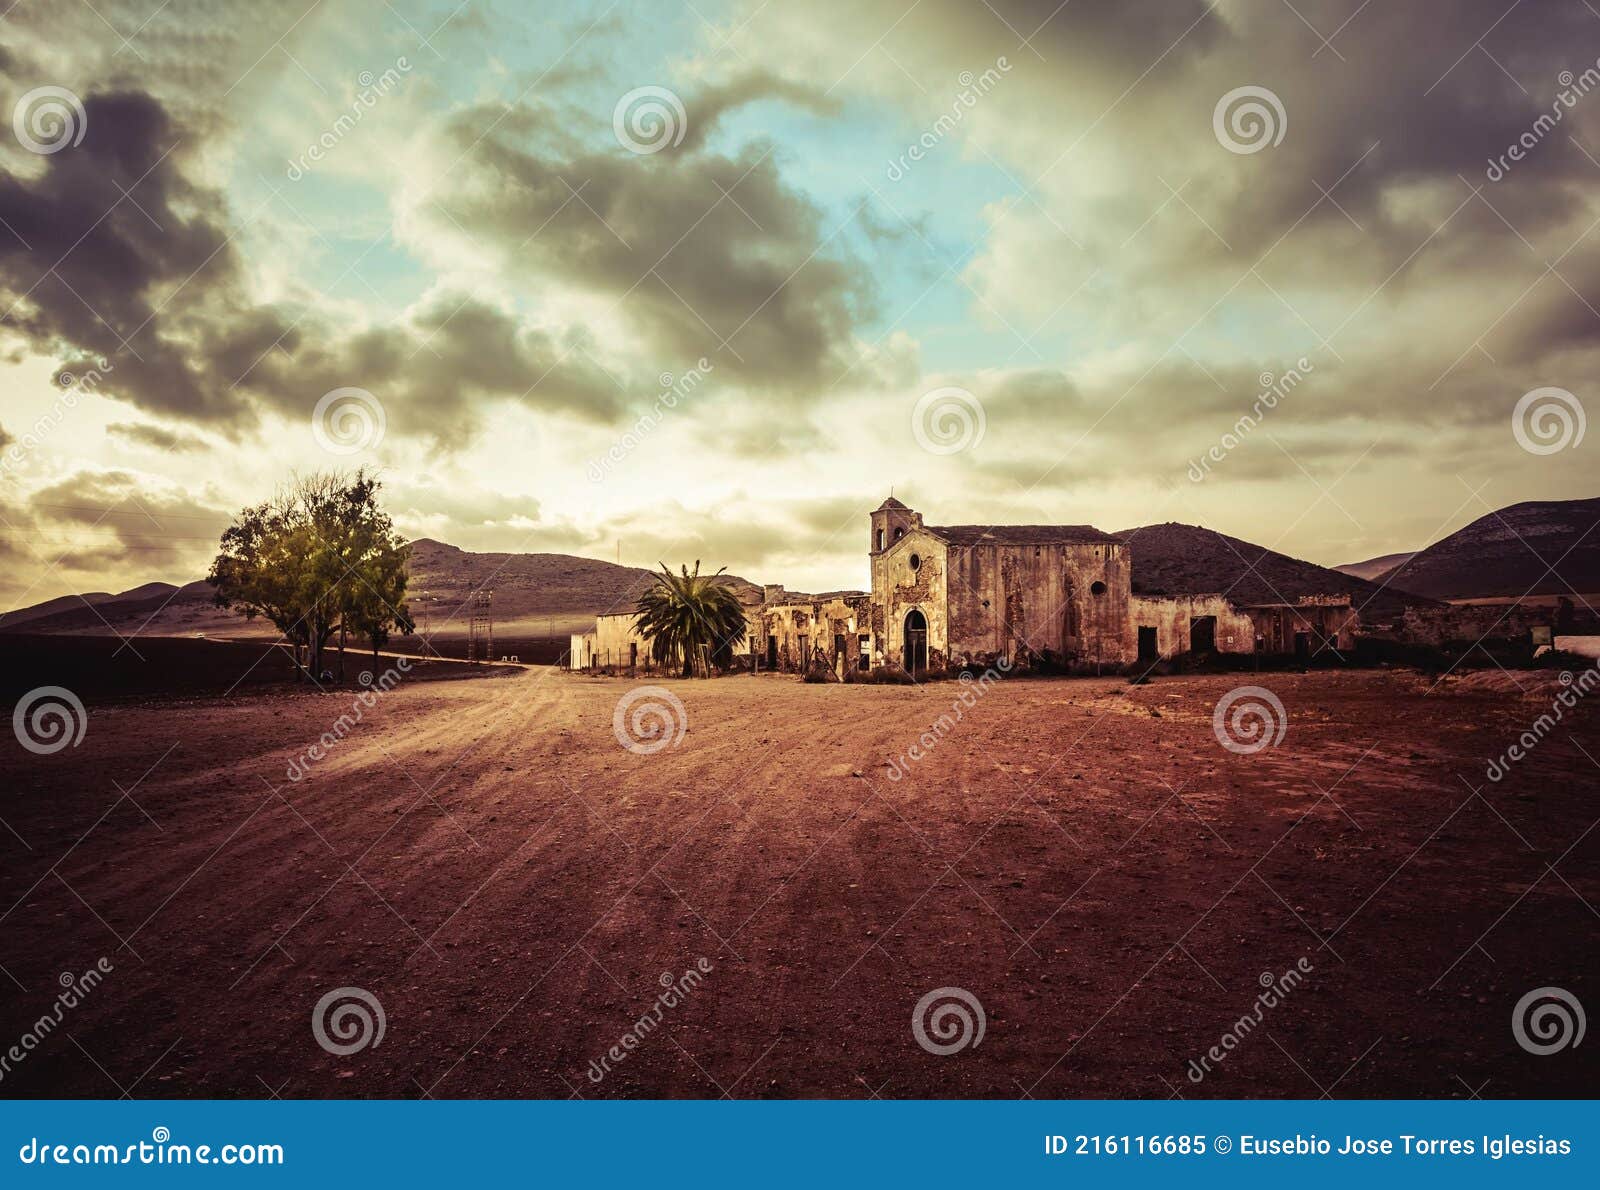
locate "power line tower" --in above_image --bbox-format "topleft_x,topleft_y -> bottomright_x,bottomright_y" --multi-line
467,589 -> 493,662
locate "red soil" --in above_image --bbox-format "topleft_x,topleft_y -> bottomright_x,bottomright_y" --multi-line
1,660 -> 1595,1099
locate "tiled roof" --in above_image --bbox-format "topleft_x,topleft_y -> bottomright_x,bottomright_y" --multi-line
927,524 -> 1121,547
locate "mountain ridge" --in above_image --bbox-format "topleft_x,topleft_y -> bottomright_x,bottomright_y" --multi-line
1113,522 -> 1433,622
1371,497 -> 1600,600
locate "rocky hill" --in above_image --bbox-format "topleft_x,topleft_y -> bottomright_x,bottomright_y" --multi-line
1370,498 -> 1600,601
1115,522 -> 1433,622
1333,551 -> 1416,582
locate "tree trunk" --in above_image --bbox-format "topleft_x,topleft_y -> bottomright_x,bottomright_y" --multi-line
339,621 -> 346,684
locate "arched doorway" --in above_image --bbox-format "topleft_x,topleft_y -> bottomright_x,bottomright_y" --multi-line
903,608 -> 928,673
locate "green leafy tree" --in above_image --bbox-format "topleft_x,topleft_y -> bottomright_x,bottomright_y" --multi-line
347,533 -> 414,668
208,470 -> 412,682
634,561 -> 748,677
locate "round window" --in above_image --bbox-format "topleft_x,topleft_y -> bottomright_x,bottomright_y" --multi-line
909,553 -> 921,571
1090,580 -> 1107,595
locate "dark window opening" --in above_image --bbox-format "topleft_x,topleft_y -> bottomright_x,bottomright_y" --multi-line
894,526 -> 905,541
909,553 -> 921,571
1137,625 -> 1159,662
1090,580 -> 1107,596
858,635 -> 870,670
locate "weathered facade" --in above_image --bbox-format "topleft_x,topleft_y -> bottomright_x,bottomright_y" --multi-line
1126,593 -> 1257,662
867,497 -> 1136,670
753,589 -> 876,676
571,496 -> 1359,674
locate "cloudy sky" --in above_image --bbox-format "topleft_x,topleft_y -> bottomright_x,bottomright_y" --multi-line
1,0 -> 1596,606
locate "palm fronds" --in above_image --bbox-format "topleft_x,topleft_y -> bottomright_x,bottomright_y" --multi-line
634,561 -> 748,676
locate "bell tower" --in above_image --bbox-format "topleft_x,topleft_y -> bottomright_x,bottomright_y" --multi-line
869,495 -> 920,556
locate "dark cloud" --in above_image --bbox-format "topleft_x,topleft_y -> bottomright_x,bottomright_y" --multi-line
107,421 -> 212,453
428,80 -> 878,396
235,293 -> 630,448
26,470 -> 232,572
0,88 -> 654,448
677,70 -> 844,151
0,91 -> 252,421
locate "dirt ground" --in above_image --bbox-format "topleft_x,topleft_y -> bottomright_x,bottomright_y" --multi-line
1,658 -> 1595,1099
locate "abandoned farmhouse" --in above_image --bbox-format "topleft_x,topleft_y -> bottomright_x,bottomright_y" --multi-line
569,497 -> 1359,676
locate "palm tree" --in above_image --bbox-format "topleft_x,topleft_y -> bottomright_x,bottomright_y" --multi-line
634,561 -> 748,677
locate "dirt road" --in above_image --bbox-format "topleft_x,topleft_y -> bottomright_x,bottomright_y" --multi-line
1,664 -> 1595,1098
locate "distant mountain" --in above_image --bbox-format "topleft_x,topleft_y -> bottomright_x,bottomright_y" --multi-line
1115,522 -> 1433,622
401,539 -> 760,631
0,584 -> 166,631
0,539 -> 759,639
1372,497 -> 1600,601
1334,551 -> 1416,582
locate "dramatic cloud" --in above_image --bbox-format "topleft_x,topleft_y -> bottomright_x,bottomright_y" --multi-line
411,83 -> 878,396
0,0 -> 1594,604
0,91 -> 250,420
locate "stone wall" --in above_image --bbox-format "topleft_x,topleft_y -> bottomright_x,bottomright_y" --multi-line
942,541 -> 1133,667
1128,593 -> 1256,659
